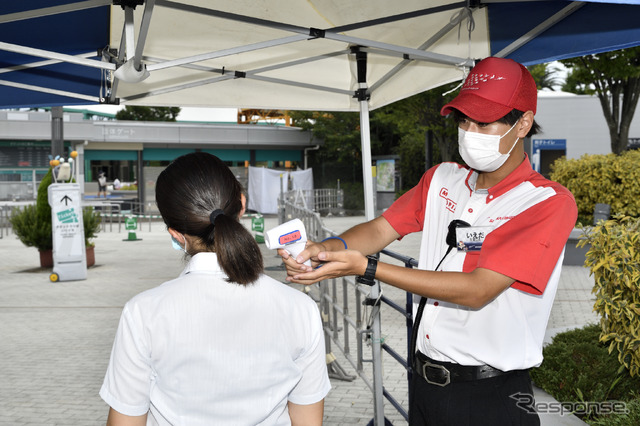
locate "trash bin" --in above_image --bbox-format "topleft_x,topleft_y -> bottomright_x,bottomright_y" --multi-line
251,214 -> 265,243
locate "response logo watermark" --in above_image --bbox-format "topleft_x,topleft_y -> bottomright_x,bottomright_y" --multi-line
510,392 -> 629,416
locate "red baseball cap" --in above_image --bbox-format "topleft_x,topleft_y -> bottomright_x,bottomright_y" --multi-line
440,57 -> 537,122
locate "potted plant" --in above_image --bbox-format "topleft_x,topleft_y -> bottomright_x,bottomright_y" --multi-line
9,168 -> 54,267
10,167 -> 100,268
9,203 -> 54,267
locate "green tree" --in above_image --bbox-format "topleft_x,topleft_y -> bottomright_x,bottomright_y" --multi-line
115,106 -> 181,121
290,111 -> 363,164
289,110 -> 400,191
561,47 -> 640,154
528,63 -> 562,91
290,82 -> 461,191
376,82 -> 460,167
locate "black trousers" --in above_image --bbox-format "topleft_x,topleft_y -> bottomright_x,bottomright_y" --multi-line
409,367 -> 541,426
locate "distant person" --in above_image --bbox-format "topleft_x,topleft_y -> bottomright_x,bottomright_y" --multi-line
97,172 -> 107,198
100,152 -> 330,425
113,178 -> 121,190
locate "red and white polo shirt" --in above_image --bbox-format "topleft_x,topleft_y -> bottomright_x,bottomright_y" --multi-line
382,157 -> 577,371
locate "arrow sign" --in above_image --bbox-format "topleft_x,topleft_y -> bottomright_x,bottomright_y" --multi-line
60,195 -> 72,206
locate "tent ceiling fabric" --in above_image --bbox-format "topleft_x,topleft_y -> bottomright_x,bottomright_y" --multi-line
110,0 -> 483,111
2,0 -> 640,110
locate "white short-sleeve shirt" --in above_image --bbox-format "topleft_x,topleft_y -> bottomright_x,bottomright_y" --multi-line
100,252 -> 330,425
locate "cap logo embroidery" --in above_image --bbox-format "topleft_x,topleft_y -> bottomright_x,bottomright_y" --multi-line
462,73 -> 506,90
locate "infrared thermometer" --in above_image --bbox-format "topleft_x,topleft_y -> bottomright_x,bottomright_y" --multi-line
265,219 -> 311,267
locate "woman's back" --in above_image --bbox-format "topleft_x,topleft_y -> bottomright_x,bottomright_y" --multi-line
102,253 -> 329,425
100,153 -> 329,425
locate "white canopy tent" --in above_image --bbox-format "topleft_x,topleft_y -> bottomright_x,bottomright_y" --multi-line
107,0 -> 484,221
4,1 -> 640,220
109,1 -> 479,111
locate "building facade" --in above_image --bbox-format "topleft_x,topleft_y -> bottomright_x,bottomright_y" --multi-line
0,109 -> 318,205
528,92 -> 640,177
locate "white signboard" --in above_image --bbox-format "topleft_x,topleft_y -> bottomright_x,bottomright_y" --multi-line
48,183 -> 86,281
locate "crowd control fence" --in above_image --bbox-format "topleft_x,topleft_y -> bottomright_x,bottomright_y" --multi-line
92,200 -> 163,233
278,188 -> 344,219
280,190 -> 416,425
0,199 -> 163,239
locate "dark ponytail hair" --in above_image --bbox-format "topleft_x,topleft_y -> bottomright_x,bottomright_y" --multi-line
155,152 -> 263,285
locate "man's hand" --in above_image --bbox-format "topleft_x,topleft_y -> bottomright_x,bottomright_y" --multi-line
278,240 -> 327,275
277,216 -> 400,285
283,249 -> 368,285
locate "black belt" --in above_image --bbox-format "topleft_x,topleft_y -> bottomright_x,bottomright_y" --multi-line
414,351 -> 510,387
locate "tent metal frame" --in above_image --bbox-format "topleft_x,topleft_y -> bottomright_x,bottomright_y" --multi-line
98,0 -> 485,224
0,1 -> 618,111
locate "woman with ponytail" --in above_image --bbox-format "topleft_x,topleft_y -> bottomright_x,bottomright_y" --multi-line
100,152 -> 330,426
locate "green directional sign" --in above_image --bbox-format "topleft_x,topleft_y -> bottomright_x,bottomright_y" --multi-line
57,208 -> 78,223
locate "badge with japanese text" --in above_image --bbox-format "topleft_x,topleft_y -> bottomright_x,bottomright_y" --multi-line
455,226 -> 492,251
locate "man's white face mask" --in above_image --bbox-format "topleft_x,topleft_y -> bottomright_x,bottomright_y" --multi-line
458,120 -> 520,172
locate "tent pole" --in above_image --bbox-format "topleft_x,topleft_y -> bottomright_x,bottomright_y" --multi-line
359,93 -> 375,221
355,48 -> 385,426
51,106 -> 64,159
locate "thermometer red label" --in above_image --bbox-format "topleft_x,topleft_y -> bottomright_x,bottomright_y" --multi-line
279,230 -> 302,245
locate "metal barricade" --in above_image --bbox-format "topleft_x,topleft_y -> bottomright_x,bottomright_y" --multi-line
89,201 -> 159,233
86,200 -> 123,233
280,193 -> 417,425
0,204 -> 6,239
2,199 -> 163,238
280,188 -> 344,217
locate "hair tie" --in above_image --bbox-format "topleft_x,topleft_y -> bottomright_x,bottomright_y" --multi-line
209,209 -> 224,225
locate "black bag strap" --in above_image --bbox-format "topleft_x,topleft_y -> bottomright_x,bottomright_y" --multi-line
409,219 -> 470,366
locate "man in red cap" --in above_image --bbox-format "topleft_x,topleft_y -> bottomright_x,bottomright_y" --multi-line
280,57 -> 577,424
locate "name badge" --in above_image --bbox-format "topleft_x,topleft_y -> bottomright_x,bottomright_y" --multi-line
455,226 -> 492,251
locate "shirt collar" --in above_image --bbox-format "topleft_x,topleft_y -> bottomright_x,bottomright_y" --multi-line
464,154 -> 534,203
180,252 -> 224,276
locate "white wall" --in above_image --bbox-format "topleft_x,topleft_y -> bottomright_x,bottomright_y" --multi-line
535,92 -> 640,159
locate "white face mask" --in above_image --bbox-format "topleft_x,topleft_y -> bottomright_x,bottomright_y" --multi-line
458,120 -> 520,172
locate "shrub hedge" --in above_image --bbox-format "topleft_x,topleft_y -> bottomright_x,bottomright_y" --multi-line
531,324 -> 640,423
579,216 -> 640,378
550,151 -> 640,223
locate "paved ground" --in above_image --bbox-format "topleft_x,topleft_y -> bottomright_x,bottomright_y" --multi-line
0,214 -> 598,425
